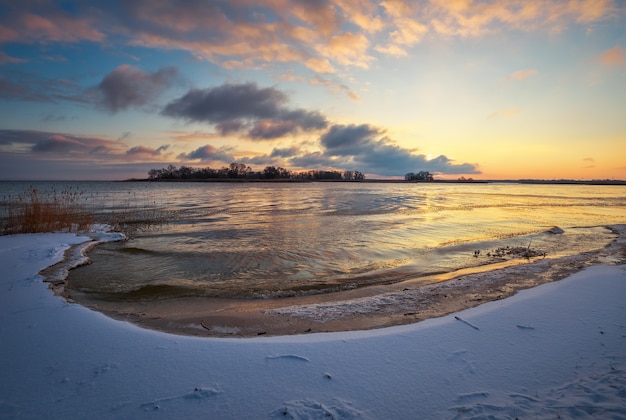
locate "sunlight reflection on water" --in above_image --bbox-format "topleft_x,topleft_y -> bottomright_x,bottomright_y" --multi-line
3,181 -> 624,299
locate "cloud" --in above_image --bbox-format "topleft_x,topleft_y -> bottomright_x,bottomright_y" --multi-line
304,57 -> 336,74
41,114 -> 77,122
0,129 -> 187,180
177,144 -> 235,163
1,1 -> 619,103
583,157 -> 596,168
377,1 -> 428,56
118,131 -> 133,142
310,75 -> 360,101
506,69 -> 538,81
321,124 -> 383,153
125,144 -> 170,157
0,72 -> 90,104
31,134 -> 93,153
96,65 -> 178,113
315,31 -> 374,69
2,1 -> 618,73
425,0 -> 617,37
172,122 -> 480,176
0,51 -> 26,65
289,123 -> 480,176
0,7 -> 104,44
0,129 -> 173,165
162,82 -> 328,139
0,64 -> 178,112
599,45 -> 626,67
0,130 -> 121,155
270,146 -> 301,158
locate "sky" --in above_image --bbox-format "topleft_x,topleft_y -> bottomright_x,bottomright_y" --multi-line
0,0 -> 625,181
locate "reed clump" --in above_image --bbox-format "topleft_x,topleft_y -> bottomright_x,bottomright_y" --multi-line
1,186 -> 94,235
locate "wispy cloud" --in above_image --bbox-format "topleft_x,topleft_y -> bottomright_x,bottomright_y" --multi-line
0,5 -> 104,44
310,75 -> 361,102
377,1 -> 428,56
506,69 -> 538,81
583,157 -> 596,168
1,1 -> 616,77
125,145 -> 170,158
599,45 -> 626,67
0,51 -> 26,65
0,129 -> 170,163
426,0 -> 617,37
0,72 -> 86,103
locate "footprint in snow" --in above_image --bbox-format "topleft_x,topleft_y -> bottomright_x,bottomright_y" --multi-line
265,354 -> 310,362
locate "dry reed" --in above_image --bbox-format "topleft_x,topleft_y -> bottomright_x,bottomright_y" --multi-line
1,186 -> 94,235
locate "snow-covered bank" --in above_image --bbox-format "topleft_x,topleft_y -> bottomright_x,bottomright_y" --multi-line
1,233 -> 625,419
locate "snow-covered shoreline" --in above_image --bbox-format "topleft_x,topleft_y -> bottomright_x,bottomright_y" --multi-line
1,232 -> 625,419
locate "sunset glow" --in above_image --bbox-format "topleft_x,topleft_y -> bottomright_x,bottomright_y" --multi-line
0,0 -> 624,180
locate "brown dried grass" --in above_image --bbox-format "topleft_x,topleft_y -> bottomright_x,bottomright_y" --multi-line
2,186 -> 94,235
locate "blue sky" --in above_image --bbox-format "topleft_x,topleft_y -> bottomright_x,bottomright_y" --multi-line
1,0 -> 625,180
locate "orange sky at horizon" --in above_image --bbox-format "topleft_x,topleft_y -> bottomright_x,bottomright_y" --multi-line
0,1 -> 625,181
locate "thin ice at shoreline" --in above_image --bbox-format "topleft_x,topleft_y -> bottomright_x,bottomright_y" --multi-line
266,224 -> 626,324
45,224 -> 626,338
40,224 -> 126,292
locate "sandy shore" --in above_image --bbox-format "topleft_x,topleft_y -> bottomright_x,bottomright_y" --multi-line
51,225 -> 626,338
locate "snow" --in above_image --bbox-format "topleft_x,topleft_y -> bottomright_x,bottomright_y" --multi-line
1,232 -> 625,419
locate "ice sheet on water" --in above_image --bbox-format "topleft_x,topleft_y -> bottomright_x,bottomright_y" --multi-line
42,224 -> 126,286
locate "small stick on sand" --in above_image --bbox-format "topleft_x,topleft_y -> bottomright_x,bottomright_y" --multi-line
454,316 -> 480,330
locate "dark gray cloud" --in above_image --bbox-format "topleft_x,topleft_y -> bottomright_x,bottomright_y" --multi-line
162,82 -> 328,139
292,124 -> 480,176
97,65 -> 178,112
0,129 -> 43,145
321,124 -> 382,152
177,144 -> 235,163
163,82 -> 285,122
0,129 -> 171,163
31,134 -> 91,153
1,65 -> 177,113
0,130 -> 120,155
125,144 -> 170,157
270,146 -> 301,158
289,151 -> 340,169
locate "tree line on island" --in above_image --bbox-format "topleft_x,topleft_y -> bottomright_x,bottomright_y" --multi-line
148,163 -> 365,181
147,163 -> 439,182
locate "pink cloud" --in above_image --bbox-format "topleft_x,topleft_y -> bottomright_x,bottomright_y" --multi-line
0,1 -> 620,78
20,12 -> 104,43
507,69 -> 538,81
0,51 -> 26,65
599,45 -> 626,67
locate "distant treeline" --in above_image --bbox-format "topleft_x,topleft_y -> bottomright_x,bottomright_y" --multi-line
147,163 -> 365,181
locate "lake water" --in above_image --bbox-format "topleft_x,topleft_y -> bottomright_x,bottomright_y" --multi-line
2,181 -> 625,301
